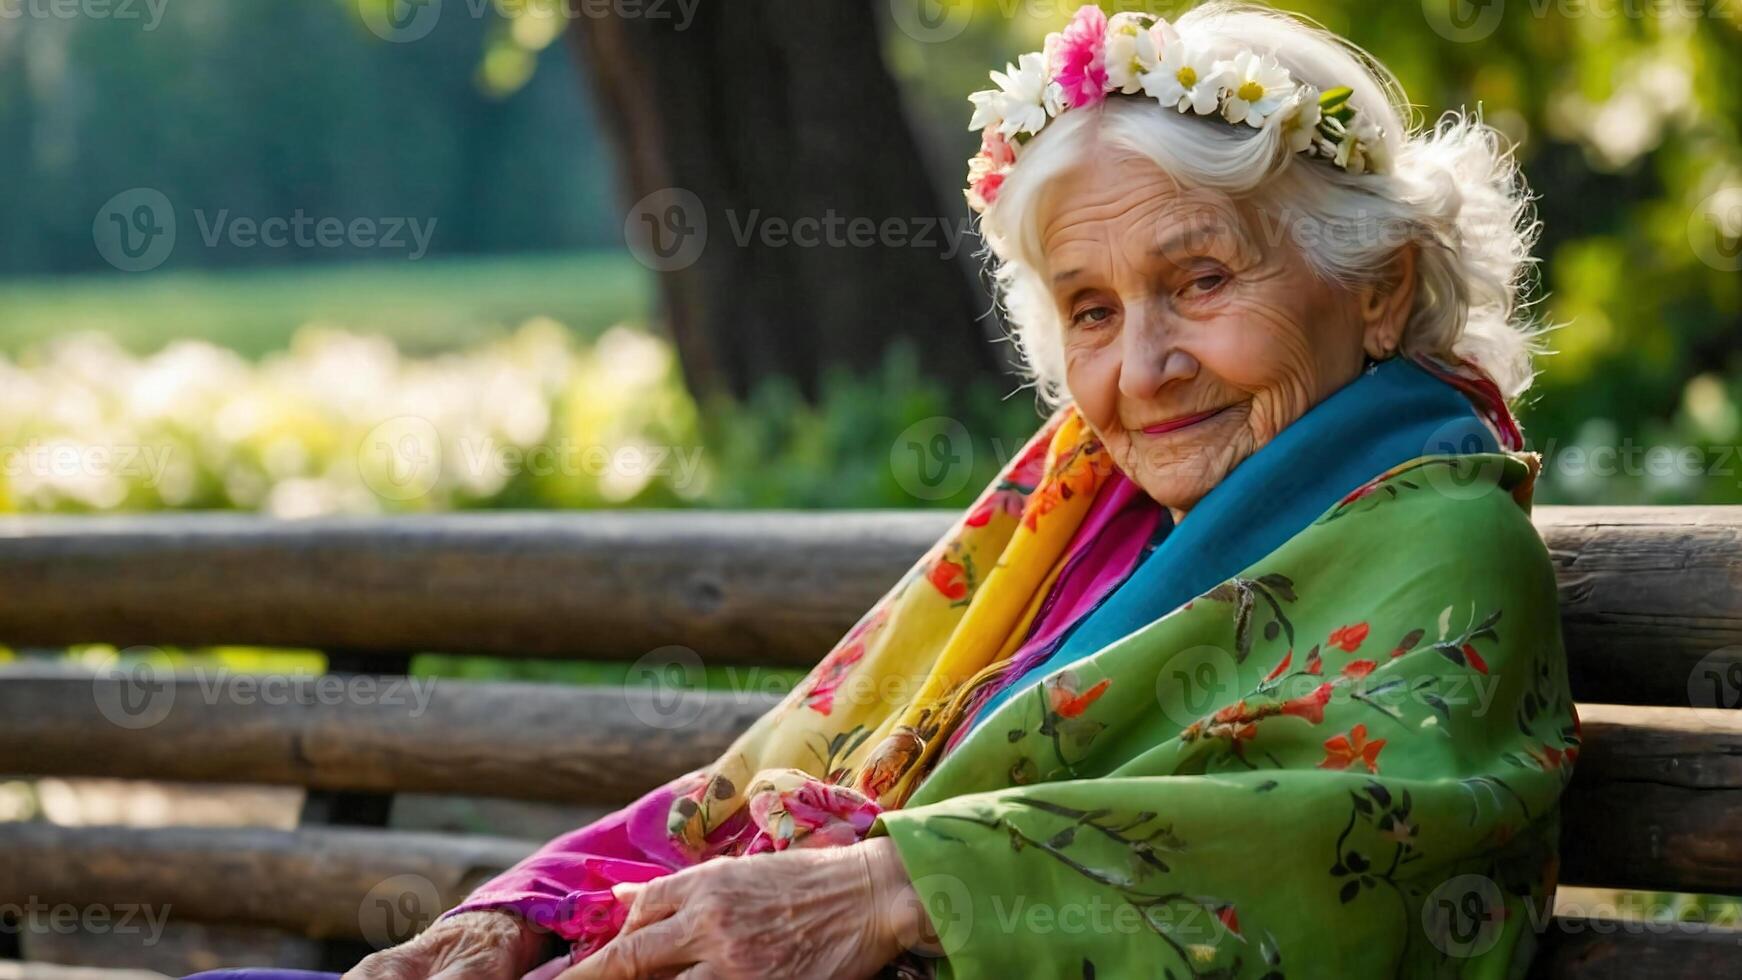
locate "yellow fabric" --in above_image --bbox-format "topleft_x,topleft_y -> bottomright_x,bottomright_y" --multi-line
667,407 -> 1114,851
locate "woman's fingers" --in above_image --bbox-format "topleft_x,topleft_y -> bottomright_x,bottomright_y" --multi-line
554,915 -> 697,980
616,876 -> 684,935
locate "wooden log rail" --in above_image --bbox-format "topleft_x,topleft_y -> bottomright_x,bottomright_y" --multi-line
0,508 -> 1739,976
0,508 -> 1737,706
2,673 -> 1738,897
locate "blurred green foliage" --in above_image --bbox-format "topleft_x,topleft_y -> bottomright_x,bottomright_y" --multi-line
0,312 -> 1034,515
4,0 -> 1739,505
0,251 -> 647,357
0,0 -> 617,274
885,0 -> 1742,506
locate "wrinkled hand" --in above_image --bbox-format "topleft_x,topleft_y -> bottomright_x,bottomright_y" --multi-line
343,910 -> 550,980
555,838 -> 934,980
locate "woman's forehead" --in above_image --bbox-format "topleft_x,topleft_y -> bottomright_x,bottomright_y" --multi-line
1038,169 -> 1255,263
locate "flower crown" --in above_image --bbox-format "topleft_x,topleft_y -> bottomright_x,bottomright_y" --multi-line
965,5 -> 1392,213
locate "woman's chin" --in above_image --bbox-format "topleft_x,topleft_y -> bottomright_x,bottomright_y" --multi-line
1129,474 -> 1212,517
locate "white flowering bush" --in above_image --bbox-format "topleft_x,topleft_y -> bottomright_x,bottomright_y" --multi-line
0,320 -> 708,515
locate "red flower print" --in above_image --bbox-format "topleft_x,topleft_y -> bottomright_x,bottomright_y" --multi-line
1212,699 -> 1249,725
1462,642 -> 1489,675
1341,659 -> 1377,680
928,558 -> 968,601
1046,674 -> 1111,719
1528,743 -> 1572,771
1263,651 -> 1292,682
966,488 -> 1026,528
1328,622 -> 1370,653
1320,724 -> 1386,773
1023,438 -> 1106,530
1281,682 -> 1332,724
1304,647 -> 1323,675
803,642 -> 867,716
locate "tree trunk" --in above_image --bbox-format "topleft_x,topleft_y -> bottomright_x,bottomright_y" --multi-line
568,0 -> 1003,402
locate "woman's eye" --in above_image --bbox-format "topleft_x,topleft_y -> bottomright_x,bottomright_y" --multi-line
1182,273 -> 1227,296
1071,306 -> 1114,327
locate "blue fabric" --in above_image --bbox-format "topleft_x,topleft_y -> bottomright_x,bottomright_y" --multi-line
970,357 -> 1497,724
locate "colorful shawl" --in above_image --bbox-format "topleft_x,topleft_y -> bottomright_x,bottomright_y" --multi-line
455,358 -> 1578,979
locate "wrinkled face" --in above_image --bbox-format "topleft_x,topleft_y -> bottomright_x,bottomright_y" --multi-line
1038,151 -> 1401,519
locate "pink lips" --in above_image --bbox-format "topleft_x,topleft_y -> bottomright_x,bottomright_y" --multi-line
1140,406 -> 1227,436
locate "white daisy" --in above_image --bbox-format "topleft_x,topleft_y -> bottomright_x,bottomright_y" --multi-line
1105,13 -> 1168,95
1334,116 -> 1389,175
1356,117 -> 1392,173
967,90 -> 1002,133
971,52 -> 1050,139
1140,39 -> 1226,116
1218,50 -> 1295,128
1277,84 -> 1322,154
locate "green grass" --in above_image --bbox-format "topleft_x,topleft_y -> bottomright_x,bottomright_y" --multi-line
0,250 -> 650,357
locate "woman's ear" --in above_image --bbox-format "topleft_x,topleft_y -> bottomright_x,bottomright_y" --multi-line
1360,244 -> 1418,360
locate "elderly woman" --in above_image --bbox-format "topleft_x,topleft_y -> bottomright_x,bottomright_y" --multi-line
193,3 -> 1576,978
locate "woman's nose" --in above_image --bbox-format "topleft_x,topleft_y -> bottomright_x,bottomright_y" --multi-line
1118,315 -> 1197,400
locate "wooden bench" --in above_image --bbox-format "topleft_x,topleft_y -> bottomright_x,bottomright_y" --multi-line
0,508 -> 1738,977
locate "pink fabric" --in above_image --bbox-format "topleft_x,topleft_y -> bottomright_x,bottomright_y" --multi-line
444,774 -> 699,973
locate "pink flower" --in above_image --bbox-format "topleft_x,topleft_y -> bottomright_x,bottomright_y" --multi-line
748,778 -> 882,851
786,781 -> 881,839
980,129 -> 1016,168
1047,5 -> 1109,109
965,167 -> 1006,212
